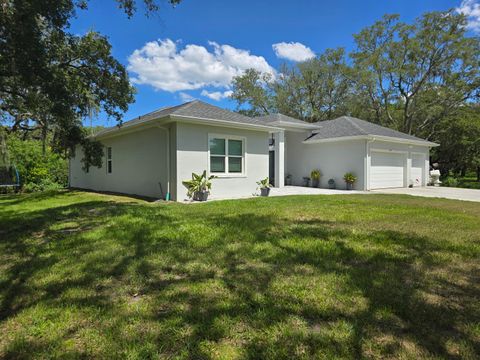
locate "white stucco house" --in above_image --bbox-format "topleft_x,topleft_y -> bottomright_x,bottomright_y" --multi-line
69,100 -> 438,201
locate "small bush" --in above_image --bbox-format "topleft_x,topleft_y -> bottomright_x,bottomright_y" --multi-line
442,176 -> 459,187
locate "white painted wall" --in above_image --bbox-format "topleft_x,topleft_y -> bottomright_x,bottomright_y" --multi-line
175,122 -> 269,200
285,131 -> 366,190
70,127 -> 168,198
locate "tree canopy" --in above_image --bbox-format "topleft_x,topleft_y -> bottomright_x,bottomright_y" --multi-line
0,0 -> 181,168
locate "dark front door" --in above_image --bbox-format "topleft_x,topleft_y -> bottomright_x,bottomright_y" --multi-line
269,150 -> 275,186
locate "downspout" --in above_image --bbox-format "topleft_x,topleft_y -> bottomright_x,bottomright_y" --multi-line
156,125 -> 171,201
365,137 -> 375,190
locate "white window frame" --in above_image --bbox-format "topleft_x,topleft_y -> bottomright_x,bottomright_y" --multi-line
106,146 -> 112,174
207,134 -> 247,178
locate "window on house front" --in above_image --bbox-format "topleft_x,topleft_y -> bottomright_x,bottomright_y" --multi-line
209,136 -> 244,175
107,147 -> 112,174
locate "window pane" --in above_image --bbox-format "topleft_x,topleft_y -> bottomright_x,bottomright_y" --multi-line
228,139 -> 242,156
228,157 -> 242,173
209,138 -> 225,155
107,161 -> 112,174
210,156 -> 225,172
107,147 -> 112,159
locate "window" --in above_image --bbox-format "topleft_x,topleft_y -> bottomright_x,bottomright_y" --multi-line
107,147 -> 112,174
209,136 -> 245,175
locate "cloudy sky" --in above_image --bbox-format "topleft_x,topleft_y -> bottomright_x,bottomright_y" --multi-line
70,0 -> 480,126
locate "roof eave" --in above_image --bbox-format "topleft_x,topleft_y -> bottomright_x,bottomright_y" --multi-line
304,134 -> 439,147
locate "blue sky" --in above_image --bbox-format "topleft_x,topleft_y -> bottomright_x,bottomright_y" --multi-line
70,0 -> 479,127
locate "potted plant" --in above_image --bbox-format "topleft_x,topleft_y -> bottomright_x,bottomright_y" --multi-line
343,172 -> 357,190
182,170 -> 216,201
328,178 -> 335,189
302,176 -> 310,187
285,173 -> 292,186
310,169 -> 321,187
257,177 -> 272,196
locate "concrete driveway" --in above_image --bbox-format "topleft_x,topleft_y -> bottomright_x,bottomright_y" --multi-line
373,187 -> 480,203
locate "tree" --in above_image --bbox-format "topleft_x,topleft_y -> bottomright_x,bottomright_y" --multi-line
230,48 -> 351,122
350,11 -> 480,138
230,69 -> 275,117
433,105 -> 480,181
0,0 -> 182,168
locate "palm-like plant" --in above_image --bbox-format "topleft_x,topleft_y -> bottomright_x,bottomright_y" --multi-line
182,170 -> 216,199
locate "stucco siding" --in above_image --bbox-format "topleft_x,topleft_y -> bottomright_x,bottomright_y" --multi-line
175,122 -> 269,200
70,127 -> 168,198
285,131 -> 366,190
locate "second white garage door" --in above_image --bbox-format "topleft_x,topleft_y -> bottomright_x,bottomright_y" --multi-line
370,151 -> 405,189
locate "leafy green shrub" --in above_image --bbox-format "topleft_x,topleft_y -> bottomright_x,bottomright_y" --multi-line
5,133 -> 68,191
442,176 -> 459,187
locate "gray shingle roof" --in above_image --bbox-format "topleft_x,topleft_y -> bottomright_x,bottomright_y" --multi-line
306,116 -> 436,144
94,100 -> 275,137
256,113 -> 320,129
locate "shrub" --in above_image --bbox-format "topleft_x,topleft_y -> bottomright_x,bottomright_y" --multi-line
442,176 -> 459,187
5,133 -> 68,191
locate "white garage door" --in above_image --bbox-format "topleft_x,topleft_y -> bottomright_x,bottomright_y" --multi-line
370,151 -> 405,189
410,154 -> 424,187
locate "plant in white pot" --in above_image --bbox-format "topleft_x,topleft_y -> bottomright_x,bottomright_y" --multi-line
182,170 -> 216,201
343,172 -> 357,190
257,177 -> 272,196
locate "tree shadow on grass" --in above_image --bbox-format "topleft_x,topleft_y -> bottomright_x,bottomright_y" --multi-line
0,199 -> 479,358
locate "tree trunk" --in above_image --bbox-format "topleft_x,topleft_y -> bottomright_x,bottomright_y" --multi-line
477,166 -> 480,182
41,123 -> 47,156
461,167 -> 466,177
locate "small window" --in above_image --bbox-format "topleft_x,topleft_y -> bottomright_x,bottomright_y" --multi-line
209,136 -> 244,175
107,147 -> 112,174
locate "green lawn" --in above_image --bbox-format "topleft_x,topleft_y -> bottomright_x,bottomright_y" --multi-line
0,191 -> 479,359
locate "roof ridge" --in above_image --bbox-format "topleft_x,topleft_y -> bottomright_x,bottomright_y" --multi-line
171,100 -> 200,115
344,116 -> 368,135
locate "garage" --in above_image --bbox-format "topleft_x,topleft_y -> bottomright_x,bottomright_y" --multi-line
370,151 -> 406,189
410,153 -> 425,186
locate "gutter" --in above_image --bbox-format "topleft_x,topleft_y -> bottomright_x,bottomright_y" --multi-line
303,134 -> 438,147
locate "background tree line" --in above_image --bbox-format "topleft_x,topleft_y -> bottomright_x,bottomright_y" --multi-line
231,11 -> 480,181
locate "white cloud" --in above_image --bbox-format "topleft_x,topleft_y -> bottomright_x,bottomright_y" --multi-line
128,39 -> 275,92
200,89 -> 233,101
457,0 -> 480,32
179,92 -> 196,102
272,42 -> 315,62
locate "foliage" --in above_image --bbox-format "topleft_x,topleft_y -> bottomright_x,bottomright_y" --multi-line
0,191 -> 479,358
0,0 -> 182,169
79,137 -> 104,172
442,176 -> 459,188
343,172 -> 357,184
433,105 -> 480,180
230,69 -> 275,116
256,177 -> 271,189
310,169 -> 322,180
182,170 -> 216,198
5,133 -> 67,190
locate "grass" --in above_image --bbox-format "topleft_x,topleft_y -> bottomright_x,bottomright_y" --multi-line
0,190 -> 479,359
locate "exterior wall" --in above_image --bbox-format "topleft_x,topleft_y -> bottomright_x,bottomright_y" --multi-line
175,122 -> 269,200
285,131 -> 367,190
367,140 -> 430,188
70,127 -> 168,198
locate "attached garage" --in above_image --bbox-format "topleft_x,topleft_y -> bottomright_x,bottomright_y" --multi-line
370,151 -> 406,189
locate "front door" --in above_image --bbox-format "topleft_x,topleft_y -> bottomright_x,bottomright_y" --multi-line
269,150 -> 275,186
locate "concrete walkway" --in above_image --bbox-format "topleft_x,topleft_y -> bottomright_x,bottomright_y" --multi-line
269,186 -> 367,197
374,187 -> 480,203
